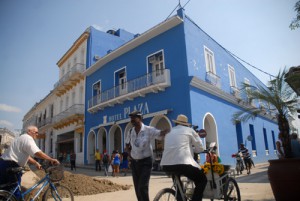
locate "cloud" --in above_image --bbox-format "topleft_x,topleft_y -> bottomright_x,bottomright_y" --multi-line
0,104 -> 21,113
0,120 -> 14,128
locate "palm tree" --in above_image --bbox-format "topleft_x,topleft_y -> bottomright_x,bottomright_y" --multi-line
232,69 -> 298,158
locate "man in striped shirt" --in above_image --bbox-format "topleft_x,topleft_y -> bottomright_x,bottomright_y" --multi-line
239,143 -> 252,174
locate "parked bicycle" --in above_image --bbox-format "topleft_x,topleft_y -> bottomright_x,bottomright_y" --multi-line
154,143 -> 241,201
0,163 -> 74,201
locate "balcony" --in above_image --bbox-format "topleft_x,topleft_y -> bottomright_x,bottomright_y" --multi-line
230,86 -> 241,99
205,71 -> 221,89
53,104 -> 84,129
54,63 -> 85,96
37,117 -> 53,128
88,69 -> 171,112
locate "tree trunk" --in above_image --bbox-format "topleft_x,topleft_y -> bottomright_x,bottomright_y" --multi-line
277,114 -> 291,158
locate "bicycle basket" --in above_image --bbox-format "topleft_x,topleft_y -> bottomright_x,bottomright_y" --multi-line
47,165 -> 64,182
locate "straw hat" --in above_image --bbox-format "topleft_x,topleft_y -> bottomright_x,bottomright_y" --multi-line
172,114 -> 191,126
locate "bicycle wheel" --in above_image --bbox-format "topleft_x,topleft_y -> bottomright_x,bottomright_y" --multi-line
224,177 -> 241,201
42,184 -> 74,201
0,190 -> 18,201
153,188 -> 176,201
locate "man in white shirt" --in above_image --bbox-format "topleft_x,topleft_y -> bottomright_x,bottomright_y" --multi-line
125,110 -> 169,201
0,125 -> 59,197
160,114 -> 207,201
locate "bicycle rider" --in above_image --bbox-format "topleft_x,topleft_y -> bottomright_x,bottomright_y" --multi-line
160,114 -> 207,201
0,125 -> 60,197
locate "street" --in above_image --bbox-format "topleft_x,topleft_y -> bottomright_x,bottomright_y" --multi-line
66,163 -> 275,201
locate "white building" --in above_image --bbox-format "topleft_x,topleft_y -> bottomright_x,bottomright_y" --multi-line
0,128 -> 15,154
22,29 -> 88,164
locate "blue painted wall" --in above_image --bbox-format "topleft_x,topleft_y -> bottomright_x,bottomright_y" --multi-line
84,9 -> 279,166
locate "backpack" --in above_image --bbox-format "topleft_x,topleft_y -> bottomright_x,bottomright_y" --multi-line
103,154 -> 108,163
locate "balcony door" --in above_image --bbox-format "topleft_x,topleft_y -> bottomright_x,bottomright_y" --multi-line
115,68 -> 127,96
148,51 -> 165,84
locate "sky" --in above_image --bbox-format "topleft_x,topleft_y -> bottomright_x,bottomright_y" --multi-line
0,0 -> 299,132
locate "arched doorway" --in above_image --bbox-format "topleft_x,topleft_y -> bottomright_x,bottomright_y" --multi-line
87,131 -> 96,164
97,127 -> 107,154
109,125 -> 122,154
203,113 -> 219,155
149,115 -> 172,160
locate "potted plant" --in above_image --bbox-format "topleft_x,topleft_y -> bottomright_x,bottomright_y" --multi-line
232,69 -> 300,200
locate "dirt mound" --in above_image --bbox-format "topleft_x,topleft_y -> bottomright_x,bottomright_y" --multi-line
33,169 -> 131,196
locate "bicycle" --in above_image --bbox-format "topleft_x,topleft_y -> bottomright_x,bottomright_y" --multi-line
154,145 -> 241,201
0,163 -> 74,201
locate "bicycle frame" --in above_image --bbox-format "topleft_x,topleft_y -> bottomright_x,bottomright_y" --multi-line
5,173 -> 53,201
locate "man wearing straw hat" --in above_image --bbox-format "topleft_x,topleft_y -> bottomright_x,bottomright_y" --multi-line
160,114 -> 207,201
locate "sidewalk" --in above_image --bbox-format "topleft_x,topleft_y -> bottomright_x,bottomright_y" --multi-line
67,163 -> 275,201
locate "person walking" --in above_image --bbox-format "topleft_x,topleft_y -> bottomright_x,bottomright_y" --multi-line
239,143 -> 252,174
160,114 -> 207,201
125,110 -> 169,201
102,151 -> 110,176
94,149 -> 102,171
121,148 -> 129,176
112,150 -> 121,177
0,125 -> 59,198
276,132 -> 285,159
70,151 -> 76,171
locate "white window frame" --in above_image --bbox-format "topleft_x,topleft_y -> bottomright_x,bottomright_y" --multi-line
92,80 -> 101,96
228,65 -> 237,88
114,67 -> 127,95
146,49 -> 165,74
204,46 -> 216,74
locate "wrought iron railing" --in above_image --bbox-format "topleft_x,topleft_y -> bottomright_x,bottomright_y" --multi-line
54,63 -> 85,88
88,69 -> 170,109
53,104 -> 84,123
205,71 -> 221,88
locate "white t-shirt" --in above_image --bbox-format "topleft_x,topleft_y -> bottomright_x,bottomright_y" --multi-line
160,125 -> 204,169
1,133 -> 41,167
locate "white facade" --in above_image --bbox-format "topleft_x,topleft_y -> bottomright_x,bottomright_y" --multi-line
0,128 -> 15,154
23,31 -> 89,165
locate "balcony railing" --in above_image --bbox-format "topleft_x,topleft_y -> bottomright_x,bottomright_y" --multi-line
205,71 -> 221,89
88,69 -> 171,112
37,117 -> 53,128
230,86 -> 241,99
54,63 -> 85,88
53,104 -> 84,124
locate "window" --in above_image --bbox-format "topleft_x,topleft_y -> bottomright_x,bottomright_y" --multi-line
93,81 -> 101,97
249,124 -> 257,157
114,68 -> 127,95
263,128 -> 269,155
60,100 -> 63,112
228,65 -> 237,87
65,96 -> 69,109
204,46 -> 216,74
148,51 -> 165,84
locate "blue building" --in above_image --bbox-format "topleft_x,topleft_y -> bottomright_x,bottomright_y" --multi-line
83,8 -> 278,166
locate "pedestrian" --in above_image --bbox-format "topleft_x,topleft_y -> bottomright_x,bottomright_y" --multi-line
94,149 -> 101,171
291,133 -> 300,158
125,110 -> 169,201
160,114 -> 207,201
70,151 -> 76,171
276,132 -> 285,159
121,148 -> 129,176
0,125 -> 59,198
112,150 -> 121,177
102,150 -> 110,176
239,143 -> 252,174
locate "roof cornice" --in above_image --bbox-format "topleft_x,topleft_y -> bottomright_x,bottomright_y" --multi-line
57,31 -> 90,67
84,15 -> 183,76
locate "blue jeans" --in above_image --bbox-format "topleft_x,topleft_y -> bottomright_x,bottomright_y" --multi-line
0,159 -> 22,198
